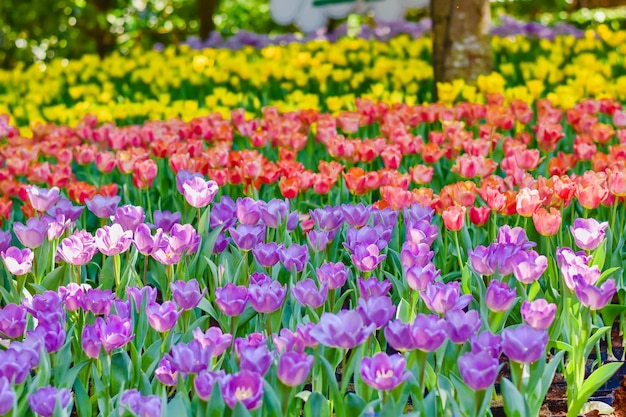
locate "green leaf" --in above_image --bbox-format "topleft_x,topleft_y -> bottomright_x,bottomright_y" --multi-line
345,393 -> 367,417
318,355 -> 344,417
168,393 -> 191,416
590,239 -> 606,270
304,392 -> 329,417
208,383 -> 226,417
570,362 -> 623,414
232,401 -> 254,417
584,326 -> 610,358
501,378 -> 531,417
396,298 -> 412,323
41,264 -> 67,290
262,382 -> 283,417
73,378 -> 92,417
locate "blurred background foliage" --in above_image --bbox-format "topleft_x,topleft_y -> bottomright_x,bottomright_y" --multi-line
1,0 -> 626,68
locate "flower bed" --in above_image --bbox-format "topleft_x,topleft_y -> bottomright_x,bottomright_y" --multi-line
0,94 -> 625,416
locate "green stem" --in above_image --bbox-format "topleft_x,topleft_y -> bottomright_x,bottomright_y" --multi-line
453,230 -> 464,271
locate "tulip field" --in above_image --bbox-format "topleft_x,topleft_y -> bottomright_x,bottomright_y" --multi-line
3,16 -> 626,417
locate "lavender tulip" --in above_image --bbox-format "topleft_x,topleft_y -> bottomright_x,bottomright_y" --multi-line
252,242 -> 282,267
310,310 -> 376,349
195,370 -> 225,400
82,323 -> 102,359
120,389 -> 162,417
341,203 -> 370,228
236,197 -> 263,225
152,210 -> 181,233
127,286 -> 157,312
502,324 -> 548,364
94,223 -> 133,256
411,314 -> 448,352
295,322 -> 318,348
485,280 -> 517,312
570,217 -> 608,251
344,225 -> 388,253
277,351 -> 314,387
85,195 -> 121,219
458,350 -> 500,390
310,206 -> 344,231
193,327 -> 232,356
29,321 -> 66,353
211,196 -> 237,230
13,218 -> 48,248
0,303 -> 27,339
229,224 -> 265,251
420,281 -> 472,314
317,262 -> 349,289
371,207 -> 398,229
216,284 -> 249,316
235,333 -> 266,354
351,243 -> 387,272
0,230 -> 11,253
43,214 -> 72,241
47,198 -> 83,221
155,357 -> 179,386
147,301 -> 181,332
273,328 -> 305,354
406,219 -> 439,246
0,342 -> 40,384
133,224 -> 165,256
279,244 -> 309,272
292,279 -> 328,309
307,229 -> 330,252
575,278 -> 616,310
248,279 -> 286,314
27,185 -> 61,212
470,331 -> 503,358
521,299 -> 557,330
0,377 -> 16,415
176,170 -> 202,195
2,246 -> 34,275
384,320 -> 417,352
360,352 -> 411,391
445,309 -> 482,344
357,296 -> 396,329
259,199 -> 290,228
468,245 -> 496,275
220,370 -> 264,410
405,263 -> 439,291
22,291 -> 64,325
56,230 -> 98,266
213,232 -> 231,254
58,283 -> 90,312
498,225 -> 536,249
239,344 -> 274,376
97,315 -> 134,353
357,276 -> 392,300
171,279 -> 206,310
182,176 -> 219,208
28,386 -> 71,417
167,339 -> 213,374
512,250 -> 548,284
169,223 -> 200,255
83,288 -> 114,315
113,205 -> 145,232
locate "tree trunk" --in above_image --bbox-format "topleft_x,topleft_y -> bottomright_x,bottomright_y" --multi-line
430,0 -> 492,100
198,0 -> 220,41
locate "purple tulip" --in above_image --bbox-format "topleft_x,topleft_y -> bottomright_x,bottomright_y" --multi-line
213,232 -> 231,254
357,296 -> 396,329
171,279 -> 206,310
167,339 -> 213,374
58,283 -> 90,312
27,185 -> 61,212
210,196 -> 237,230
193,327 -> 232,356
502,324 -> 548,364
113,205 -> 145,232
182,176 -> 219,208
259,199 -> 290,228
94,223 -> 133,256
445,309 -> 482,344
85,195 -> 121,219
420,281 -> 472,314
239,343 -> 274,376
497,225 -> 536,250
13,217 -> 48,248
47,199 -> 83,222
155,357 -> 179,386
401,241 -> 435,268
169,223 -> 200,255
273,328 -> 305,354
216,284 -> 249,316
341,203 -> 370,228
279,244 -> 309,272
512,250 -> 548,284
0,341 -> 40,384
236,197 -> 263,225
458,350 -> 500,390
570,217 -> 608,251
120,389 -> 162,417
411,314 -> 448,352
82,323 -> 102,359
317,262 -> 349,289
220,370 -> 264,410
0,377 -> 16,415
229,224 -> 265,251
405,219 -> 439,246
43,214 -> 72,241
371,207 -> 398,229
83,288 -> 114,315
295,322 -> 318,348
147,301 -> 181,332
575,278 -> 616,310
310,206 -> 345,231
195,370 -> 225,400
28,321 -> 66,353
22,290 -> 64,325
292,279 -> 328,309
248,279 -> 286,314
384,320 -> 417,352
277,351 -> 314,387
310,310 -> 376,349
235,333 -> 266,354
0,230 -> 11,253
357,276 -> 392,300
350,243 -> 386,272
152,210 -> 181,233
360,352 -> 411,391
307,230 -> 330,252
404,203 -> 434,224
114,299 -> 130,319
97,315 -> 134,353
0,303 -> 27,339
56,230 -> 98,266
344,225 -> 389,253
28,386 -> 71,417
127,286 -> 157,312
521,299 -> 557,330
485,280 -> 517,312
405,263 -> 439,291
133,224 -> 165,256
176,170 -> 203,195
252,242 -> 282,267
468,245 -> 496,275
1,246 -> 34,275
470,331 -> 503,358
